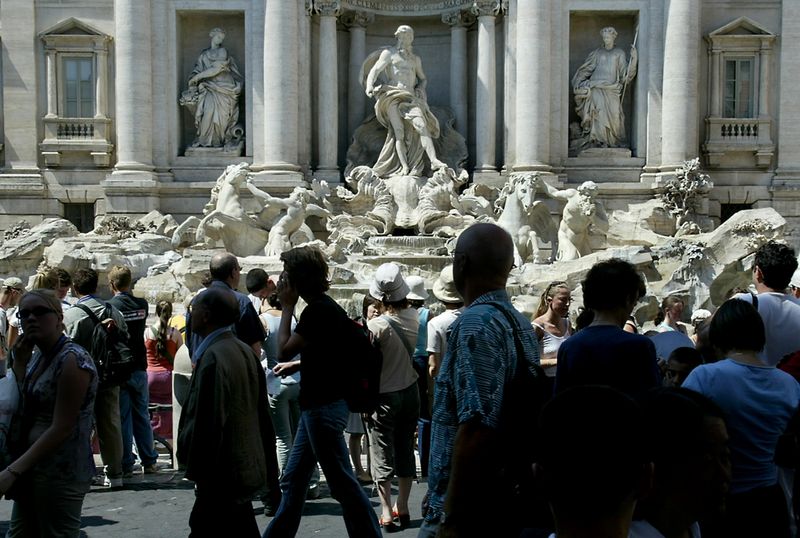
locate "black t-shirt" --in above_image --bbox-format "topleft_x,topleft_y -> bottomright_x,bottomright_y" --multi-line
294,295 -> 351,410
108,292 -> 149,371
554,325 -> 660,396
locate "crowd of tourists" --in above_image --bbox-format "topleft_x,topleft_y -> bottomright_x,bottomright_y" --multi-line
0,224 -> 799,538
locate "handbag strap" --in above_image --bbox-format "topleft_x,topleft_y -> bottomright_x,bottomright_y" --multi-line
381,315 -> 415,360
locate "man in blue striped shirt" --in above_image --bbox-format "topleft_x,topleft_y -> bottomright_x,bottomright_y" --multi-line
421,223 -> 540,537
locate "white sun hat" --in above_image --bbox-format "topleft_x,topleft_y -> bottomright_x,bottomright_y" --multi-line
369,263 -> 410,303
433,265 -> 462,304
405,275 -> 429,301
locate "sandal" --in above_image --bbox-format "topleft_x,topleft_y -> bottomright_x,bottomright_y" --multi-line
392,509 -> 411,529
379,516 -> 399,533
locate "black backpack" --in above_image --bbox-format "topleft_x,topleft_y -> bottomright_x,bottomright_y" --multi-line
486,302 -> 550,531
345,319 -> 383,414
75,303 -> 135,387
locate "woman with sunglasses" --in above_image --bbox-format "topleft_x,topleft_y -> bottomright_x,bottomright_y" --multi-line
0,289 -> 97,536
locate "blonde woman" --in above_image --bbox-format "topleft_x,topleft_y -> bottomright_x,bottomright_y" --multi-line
1,290 -> 97,536
532,281 -> 573,381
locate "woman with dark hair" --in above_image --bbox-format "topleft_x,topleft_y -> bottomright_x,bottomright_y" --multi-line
145,300 -> 182,440
264,246 -> 380,538
1,289 -> 97,536
683,299 -> 800,538
654,296 -> 687,334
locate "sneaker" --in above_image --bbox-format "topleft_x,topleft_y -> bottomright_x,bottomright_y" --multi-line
143,463 -> 161,474
306,484 -> 320,500
104,476 -> 123,488
263,500 -> 278,517
122,469 -> 134,479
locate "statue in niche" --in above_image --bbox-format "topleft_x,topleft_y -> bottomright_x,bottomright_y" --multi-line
571,26 -> 637,154
363,25 -> 448,178
180,28 -> 244,153
541,180 -> 609,262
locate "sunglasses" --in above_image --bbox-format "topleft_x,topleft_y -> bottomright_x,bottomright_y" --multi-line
16,306 -> 57,320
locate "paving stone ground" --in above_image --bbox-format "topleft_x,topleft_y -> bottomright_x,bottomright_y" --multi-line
0,453 -> 428,537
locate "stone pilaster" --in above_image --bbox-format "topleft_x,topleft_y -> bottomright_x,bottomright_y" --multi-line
94,39 -> 110,119
45,49 -> 58,119
313,0 -> 341,182
514,0 -> 551,172
442,9 -> 474,142
342,10 -> 374,141
472,0 -> 501,178
259,0 -> 303,184
660,0 -> 701,171
1,0 -> 41,180
775,0 -> 800,181
111,0 -> 155,180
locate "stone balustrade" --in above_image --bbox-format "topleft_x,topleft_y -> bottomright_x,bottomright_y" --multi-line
703,117 -> 774,168
40,116 -> 113,167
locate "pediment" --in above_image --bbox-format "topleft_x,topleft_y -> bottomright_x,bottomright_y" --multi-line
709,17 -> 775,38
39,17 -> 107,38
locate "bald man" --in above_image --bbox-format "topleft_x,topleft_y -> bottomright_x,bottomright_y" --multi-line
186,252 -> 265,363
178,287 -> 280,537
421,223 -> 541,538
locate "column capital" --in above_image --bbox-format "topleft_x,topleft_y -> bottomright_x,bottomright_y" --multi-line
471,0 -> 501,17
442,9 -> 475,28
311,0 -> 340,17
340,10 -> 373,29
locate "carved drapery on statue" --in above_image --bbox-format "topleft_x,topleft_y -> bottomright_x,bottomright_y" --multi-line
179,28 -> 244,153
570,26 -> 637,155
371,85 -> 441,178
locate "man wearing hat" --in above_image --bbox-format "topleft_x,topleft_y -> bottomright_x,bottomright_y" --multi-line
405,275 -> 433,477
426,266 -> 463,379
0,277 -> 24,376
790,267 -> 800,300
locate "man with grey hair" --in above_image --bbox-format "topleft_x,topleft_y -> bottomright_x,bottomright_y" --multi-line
364,24 -> 447,177
186,252 -> 264,363
541,179 -> 609,261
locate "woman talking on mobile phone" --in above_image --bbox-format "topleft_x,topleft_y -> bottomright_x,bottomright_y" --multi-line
263,245 -> 381,538
1,289 -> 97,537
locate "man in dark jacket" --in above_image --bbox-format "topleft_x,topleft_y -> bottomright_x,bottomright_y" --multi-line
178,287 -> 280,536
108,264 -> 160,477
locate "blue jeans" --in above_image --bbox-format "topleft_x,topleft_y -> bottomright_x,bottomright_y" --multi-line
263,399 -> 381,538
119,370 -> 158,470
417,520 -> 440,538
269,383 -> 319,488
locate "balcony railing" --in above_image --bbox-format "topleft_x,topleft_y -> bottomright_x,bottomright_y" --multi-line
40,116 -> 113,167
703,116 -> 774,168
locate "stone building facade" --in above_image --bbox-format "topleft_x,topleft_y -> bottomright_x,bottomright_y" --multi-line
1,0 -> 798,244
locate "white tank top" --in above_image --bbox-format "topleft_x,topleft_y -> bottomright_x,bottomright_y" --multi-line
533,319 -> 572,377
